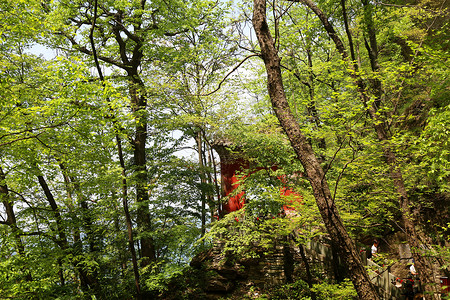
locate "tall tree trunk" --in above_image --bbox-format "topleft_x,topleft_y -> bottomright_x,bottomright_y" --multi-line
340,0 -> 357,67
252,1 -> 380,298
60,0 -> 157,266
372,125 -> 438,299
292,233 -> 317,300
116,135 -> 142,298
209,145 -> 222,217
304,42 -> 326,155
88,3 -> 142,293
129,74 -> 156,265
360,1 -> 438,296
0,166 -> 31,281
196,130 -> 207,237
206,145 -> 216,222
36,173 -> 69,250
299,244 -> 317,300
36,173 -> 69,286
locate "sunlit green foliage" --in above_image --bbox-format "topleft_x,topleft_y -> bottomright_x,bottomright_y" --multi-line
0,0 -> 448,298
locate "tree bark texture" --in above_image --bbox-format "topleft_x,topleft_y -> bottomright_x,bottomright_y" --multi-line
252,1 -> 380,299
129,74 -> 156,265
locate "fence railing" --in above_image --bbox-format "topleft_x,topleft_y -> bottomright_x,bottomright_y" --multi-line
305,240 -> 406,300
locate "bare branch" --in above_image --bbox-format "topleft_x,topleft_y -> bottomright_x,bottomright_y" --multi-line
201,54 -> 259,96
287,0 -> 348,58
59,32 -> 128,69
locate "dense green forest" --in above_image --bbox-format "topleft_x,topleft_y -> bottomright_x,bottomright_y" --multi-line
0,0 -> 448,299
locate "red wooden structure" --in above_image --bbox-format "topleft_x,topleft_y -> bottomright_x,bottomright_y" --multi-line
213,142 -> 302,217
213,142 -> 248,215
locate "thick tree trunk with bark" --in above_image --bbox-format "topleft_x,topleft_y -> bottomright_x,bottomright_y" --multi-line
131,78 -> 156,265
252,1 -> 380,299
59,0 -> 157,266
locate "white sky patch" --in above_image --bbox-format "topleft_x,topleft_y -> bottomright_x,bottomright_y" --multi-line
27,43 -> 58,59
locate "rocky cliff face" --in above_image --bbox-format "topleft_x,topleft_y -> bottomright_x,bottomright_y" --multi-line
187,238 -> 298,299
